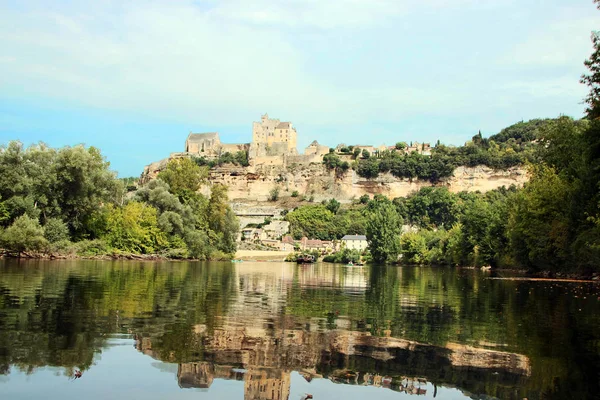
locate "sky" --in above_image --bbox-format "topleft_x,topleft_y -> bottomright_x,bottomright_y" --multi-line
0,0 -> 598,177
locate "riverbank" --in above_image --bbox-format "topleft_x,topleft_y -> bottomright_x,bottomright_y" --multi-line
0,249 -> 232,262
234,250 -> 290,261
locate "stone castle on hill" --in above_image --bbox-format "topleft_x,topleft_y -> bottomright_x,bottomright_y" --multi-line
183,113 -> 300,160
141,113 -> 437,182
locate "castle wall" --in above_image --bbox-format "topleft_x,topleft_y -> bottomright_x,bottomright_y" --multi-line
220,143 -> 249,154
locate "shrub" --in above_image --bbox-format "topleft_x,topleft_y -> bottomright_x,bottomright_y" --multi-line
44,218 -> 70,243
269,187 -> 280,201
75,239 -> 111,256
1,214 -> 47,255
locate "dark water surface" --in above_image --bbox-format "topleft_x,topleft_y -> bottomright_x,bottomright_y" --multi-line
0,260 -> 599,400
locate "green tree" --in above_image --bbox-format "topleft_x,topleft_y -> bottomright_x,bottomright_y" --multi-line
1,214 -> 47,255
325,198 -> 341,215
103,202 -> 167,254
285,205 -> 335,240
365,199 -> 403,263
581,31 -> 600,120
43,218 -> 70,243
158,158 -> 208,200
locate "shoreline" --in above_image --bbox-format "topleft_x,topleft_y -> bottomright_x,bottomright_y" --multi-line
1,251 -> 598,282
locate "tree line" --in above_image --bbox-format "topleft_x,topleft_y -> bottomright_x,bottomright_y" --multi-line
0,147 -> 238,259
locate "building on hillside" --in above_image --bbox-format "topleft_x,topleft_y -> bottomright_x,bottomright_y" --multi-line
249,113 -> 298,158
341,235 -> 368,251
300,237 -> 335,252
354,145 -> 376,157
185,132 -> 249,159
405,141 -> 432,156
305,140 -> 330,157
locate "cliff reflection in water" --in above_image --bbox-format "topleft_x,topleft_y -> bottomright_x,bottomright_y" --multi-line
0,259 -> 599,400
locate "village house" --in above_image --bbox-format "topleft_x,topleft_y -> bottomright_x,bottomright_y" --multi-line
299,237 -> 336,252
341,235 -> 368,251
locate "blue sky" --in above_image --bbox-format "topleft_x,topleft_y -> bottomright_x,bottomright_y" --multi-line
0,0 -> 598,177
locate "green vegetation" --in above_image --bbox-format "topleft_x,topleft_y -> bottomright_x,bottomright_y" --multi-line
322,152 -> 350,176
365,196 -> 403,263
0,144 -> 238,259
352,121 -> 544,182
322,248 -> 361,263
269,186 -> 280,201
193,150 -> 249,168
284,202 -> 368,240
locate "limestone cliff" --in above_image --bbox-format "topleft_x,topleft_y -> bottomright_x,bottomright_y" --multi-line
197,163 -> 528,202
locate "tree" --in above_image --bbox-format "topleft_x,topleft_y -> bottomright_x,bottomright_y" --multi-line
285,205 -> 335,240
104,202 -> 167,254
158,158 -> 208,200
51,145 -> 123,238
1,214 -> 47,255
43,218 -> 70,243
365,199 -> 403,263
395,142 -> 407,150
581,31 -> 600,120
325,198 -> 341,215
362,149 -> 370,159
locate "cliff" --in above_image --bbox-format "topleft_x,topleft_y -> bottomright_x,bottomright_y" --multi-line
198,163 -> 528,202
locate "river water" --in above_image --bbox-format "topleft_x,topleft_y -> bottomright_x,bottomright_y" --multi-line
0,260 -> 598,400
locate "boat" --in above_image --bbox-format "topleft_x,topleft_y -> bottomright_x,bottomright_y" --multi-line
297,254 -> 316,263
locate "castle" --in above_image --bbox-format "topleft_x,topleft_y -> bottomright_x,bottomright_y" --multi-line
183,113 -> 300,162
141,113 -> 436,184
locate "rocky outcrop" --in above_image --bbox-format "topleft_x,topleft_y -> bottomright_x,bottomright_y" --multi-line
202,163 -> 528,201
140,158 -> 528,201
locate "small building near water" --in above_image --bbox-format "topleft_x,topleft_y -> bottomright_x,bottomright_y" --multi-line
341,235 -> 368,251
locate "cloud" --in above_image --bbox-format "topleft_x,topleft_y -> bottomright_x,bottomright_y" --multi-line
0,0 -> 593,136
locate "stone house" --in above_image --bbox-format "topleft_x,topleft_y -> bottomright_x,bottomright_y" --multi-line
185,132 -> 249,159
300,237 -> 335,252
305,140 -> 330,157
341,235 -> 368,251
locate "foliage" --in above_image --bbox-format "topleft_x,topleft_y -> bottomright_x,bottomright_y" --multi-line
269,186 -> 280,201
193,151 -> 250,168
323,153 -> 350,176
104,202 -> 167,254
325,198 -> 341,214
291,190 -> 299,197
353,119 -> 554,182
0,214 -> 47,255
158,158 -> 208,200
322,248 -> 361,263
43,218 -> 70,243
365,197 -> 402,263
581,31 -> 600,119
0,142 -> 238,259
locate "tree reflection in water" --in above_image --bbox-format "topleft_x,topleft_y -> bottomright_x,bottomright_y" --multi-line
0,259 -> 598,399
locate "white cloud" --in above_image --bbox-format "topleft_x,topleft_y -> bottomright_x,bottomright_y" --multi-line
0,0 -> 593,134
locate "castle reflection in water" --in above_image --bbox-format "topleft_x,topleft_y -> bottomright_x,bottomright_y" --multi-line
134,263 -> 531,400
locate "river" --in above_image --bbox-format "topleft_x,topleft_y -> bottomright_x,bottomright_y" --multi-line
0,259 -> 598,399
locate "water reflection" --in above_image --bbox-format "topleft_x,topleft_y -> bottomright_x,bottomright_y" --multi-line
0,259 -> 599,399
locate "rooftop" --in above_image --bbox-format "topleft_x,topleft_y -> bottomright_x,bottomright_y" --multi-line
187,132 -> 219,141
341,235 -> 367,240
